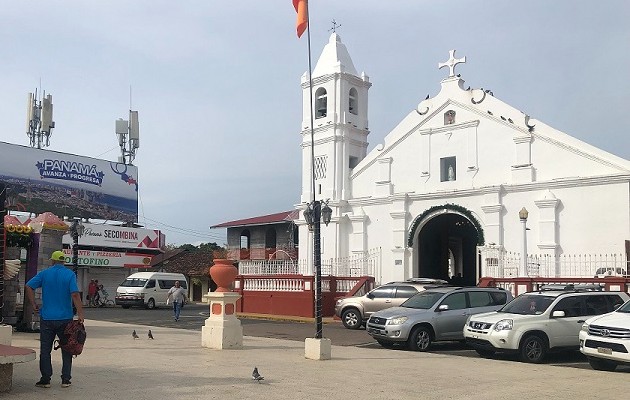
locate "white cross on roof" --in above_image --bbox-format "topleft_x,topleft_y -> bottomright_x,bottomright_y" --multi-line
438,50 -> 466,78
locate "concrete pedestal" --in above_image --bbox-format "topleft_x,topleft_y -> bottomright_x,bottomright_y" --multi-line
0,326 -> 36,392
305,337 -> 332,360
0,326 -> 12,346
201,292 -> 243,349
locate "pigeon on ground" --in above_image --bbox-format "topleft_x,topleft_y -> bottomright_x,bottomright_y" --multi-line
148,330 -> 154,339
252,367 -> 264,383
132,330 -> 139,339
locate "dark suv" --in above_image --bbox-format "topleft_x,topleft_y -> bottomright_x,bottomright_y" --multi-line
334,278 -> 448,329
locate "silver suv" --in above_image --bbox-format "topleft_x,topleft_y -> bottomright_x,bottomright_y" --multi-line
366,287 -> 512,350
335,278 -> 448,329
464,286 -> 629,363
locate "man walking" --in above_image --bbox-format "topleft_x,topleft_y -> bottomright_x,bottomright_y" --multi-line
87,279 -> 97,307
25,250 -> 84,388
167,280 -> 188,322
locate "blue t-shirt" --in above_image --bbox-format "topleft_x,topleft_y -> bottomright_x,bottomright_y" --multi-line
26,264 -> 78,321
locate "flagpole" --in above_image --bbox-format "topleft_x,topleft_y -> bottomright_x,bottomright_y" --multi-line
304,2 -> 323,340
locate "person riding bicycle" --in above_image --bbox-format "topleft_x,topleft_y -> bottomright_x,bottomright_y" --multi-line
96,285 -> 109,307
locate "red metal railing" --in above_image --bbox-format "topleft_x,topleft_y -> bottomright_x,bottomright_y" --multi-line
478,276 -> 630,296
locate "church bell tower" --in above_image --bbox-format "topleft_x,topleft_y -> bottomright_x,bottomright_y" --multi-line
300,33 -> 371,204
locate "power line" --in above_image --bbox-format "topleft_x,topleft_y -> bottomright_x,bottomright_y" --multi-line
95,146 -> 118,158
139,215 -> 225,241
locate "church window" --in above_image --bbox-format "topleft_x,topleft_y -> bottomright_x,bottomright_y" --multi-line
315,88 -> 327,118
314,155 -> 327,179
349,156 -> 358,169
440,157 -> 456,182
349,88 -> 358,115
444,110 -> 456,125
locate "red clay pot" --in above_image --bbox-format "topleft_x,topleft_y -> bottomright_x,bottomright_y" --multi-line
210,259 -> 237,292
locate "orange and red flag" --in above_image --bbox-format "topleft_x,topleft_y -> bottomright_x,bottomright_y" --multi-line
293,0 -> 308,38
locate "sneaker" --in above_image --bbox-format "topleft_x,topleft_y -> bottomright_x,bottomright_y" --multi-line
61,379 -> 71,388
35,379 -> 51,388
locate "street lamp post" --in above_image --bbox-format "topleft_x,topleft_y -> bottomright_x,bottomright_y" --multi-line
69,218 -> 85,276
519,207 -> 529,277
304,200 -> 332,339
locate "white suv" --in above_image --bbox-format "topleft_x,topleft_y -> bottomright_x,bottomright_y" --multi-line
579,298 -> 630,371
464,287 -> 629,363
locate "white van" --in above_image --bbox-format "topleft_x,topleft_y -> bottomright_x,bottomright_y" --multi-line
115,272 -> 188,309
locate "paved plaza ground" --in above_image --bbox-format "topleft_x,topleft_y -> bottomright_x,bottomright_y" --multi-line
7,319 -> 630,399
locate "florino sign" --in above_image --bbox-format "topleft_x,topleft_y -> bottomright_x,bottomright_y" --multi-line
0,141 -> 138,221
61,249 -> 153,268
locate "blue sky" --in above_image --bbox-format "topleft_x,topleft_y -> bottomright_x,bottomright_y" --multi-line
0,1 -> 628,245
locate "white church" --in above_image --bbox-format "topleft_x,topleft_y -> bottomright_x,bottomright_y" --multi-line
296,33 -> 630,286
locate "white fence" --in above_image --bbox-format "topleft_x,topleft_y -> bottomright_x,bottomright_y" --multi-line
480,247 -> 628,278
237,248 -> 381,277
238,259 -> 304,275
321,248 -> 380,277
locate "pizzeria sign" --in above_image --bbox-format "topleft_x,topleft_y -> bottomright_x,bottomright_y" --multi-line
62,249 -> 153,268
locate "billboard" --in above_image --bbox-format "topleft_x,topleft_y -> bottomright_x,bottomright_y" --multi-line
0,141 -> 138,221
61,249 -> 153,268
62,222 -> 164,250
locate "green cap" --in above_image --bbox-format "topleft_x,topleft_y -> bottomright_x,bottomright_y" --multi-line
50,250 -> 66,262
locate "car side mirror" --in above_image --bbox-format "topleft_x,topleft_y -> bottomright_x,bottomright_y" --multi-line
437,304 -> 449,312
551,310 -> 565,318
366,293 -> 374,299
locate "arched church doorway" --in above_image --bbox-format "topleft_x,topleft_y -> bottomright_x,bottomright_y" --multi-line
408,206 -> 484,286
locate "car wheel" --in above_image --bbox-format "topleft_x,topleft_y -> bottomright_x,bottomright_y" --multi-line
587,357 -> 617,371
407,326 -> 432,351
376,339 -> 395,348
341,308 -> 362,330
475,349 -> 495,358
519,334 -> 547,363
146,298 -> 156,310
121,305 -> 131,309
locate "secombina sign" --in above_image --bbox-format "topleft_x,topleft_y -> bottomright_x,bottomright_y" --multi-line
62,222 -> 165,250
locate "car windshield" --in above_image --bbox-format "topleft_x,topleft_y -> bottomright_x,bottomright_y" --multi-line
498,294 -> 555,315
400,291 -> 444,309
119,278 -> 148,287
617,301 -> 630,313
596,267 -> 627,275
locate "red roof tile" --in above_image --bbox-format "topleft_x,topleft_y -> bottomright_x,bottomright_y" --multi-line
211,210 -> 299,228
151,250 -> 214,276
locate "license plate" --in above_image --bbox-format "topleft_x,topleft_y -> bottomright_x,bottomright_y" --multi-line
368,328 -> 380,334
597,347 -> 613,355
472,335 -> 479,339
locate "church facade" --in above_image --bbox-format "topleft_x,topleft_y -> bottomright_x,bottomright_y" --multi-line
297,34 -> 630,286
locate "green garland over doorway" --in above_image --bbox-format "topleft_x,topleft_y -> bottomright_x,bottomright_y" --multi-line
407,203 -> 485,248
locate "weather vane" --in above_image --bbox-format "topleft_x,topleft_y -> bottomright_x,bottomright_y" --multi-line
329,19 -> 341,33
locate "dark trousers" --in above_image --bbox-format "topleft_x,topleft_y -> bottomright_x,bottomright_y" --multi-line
39,319 -> 73,381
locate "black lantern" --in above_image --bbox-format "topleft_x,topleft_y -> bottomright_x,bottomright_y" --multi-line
321,201 -> 332,226
303,204 -> 314,230
69,218 -> 85,275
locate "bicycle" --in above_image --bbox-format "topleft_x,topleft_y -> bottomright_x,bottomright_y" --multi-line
95,289 -> 115,307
